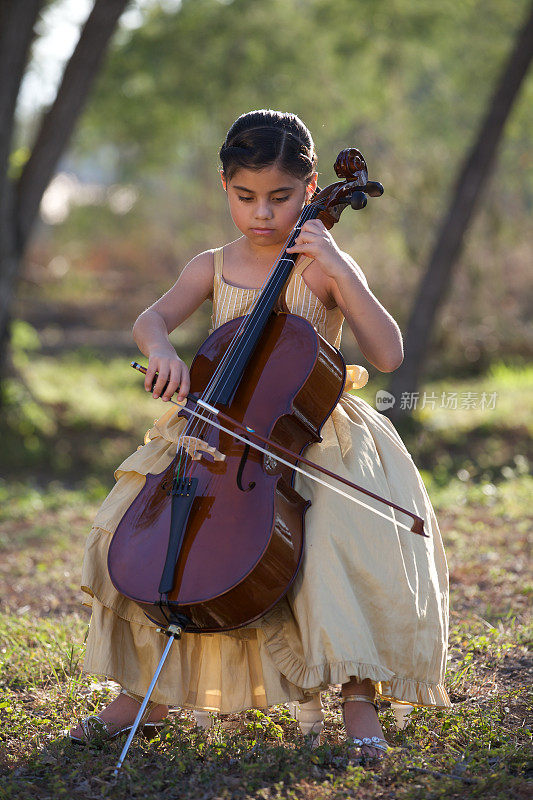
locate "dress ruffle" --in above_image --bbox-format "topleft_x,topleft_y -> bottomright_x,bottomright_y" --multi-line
261,604 -> 450,708
82,598 -> 306,712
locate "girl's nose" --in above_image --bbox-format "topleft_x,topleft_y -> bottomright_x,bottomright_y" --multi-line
255,202 -> 273,219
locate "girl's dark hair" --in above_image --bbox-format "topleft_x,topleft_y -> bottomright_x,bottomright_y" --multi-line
220,110 -> 317,182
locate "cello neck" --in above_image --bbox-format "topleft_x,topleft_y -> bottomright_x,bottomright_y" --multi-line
204,203 -> 320,406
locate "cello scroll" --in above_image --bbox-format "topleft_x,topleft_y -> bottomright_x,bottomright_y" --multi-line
311,147 -> 384,227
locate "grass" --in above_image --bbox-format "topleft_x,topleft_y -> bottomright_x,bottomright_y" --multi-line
0,352 -> 531,798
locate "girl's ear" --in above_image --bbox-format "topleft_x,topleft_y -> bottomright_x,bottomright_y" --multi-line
306,172 -> 318,200
220,171 -> 227,192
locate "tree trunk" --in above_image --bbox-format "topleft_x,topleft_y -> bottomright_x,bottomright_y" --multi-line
0,0 -> 43,399
386,2 -> 533,424
0,0 -> 129,402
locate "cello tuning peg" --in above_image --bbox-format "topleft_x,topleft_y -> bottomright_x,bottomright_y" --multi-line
350,191 -> 367,210
365,181 -> 384,198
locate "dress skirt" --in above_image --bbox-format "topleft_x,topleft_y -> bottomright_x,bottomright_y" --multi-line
81,390 -> 450,712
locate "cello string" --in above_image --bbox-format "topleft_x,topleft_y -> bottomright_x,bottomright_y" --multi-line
172,399 -> 416,535
176,198 -> 320,480
182,201 -> 318,454
176,201 -> 318,477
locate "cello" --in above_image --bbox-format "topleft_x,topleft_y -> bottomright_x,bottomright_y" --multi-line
108,148 -> 426,773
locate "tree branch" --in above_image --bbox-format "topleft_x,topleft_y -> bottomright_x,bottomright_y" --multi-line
387,2 -> 533,422
16,0 -> 130,251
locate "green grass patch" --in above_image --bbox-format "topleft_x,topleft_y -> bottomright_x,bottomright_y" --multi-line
0,469 -> 530,797
0,354 -> 531,797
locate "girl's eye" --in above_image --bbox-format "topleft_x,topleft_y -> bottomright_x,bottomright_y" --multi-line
236,195 -> 290,203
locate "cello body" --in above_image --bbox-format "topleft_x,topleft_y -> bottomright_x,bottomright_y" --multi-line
108,311 -> 345,631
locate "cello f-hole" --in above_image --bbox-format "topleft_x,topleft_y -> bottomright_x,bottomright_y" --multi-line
236,440 -> 256,492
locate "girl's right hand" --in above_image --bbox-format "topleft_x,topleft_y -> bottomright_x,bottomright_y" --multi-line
145,347 -> 190,402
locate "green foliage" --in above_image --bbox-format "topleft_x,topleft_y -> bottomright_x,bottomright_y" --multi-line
10,320 -> 41,357
0,614 -> 88,693
1,337 -> 157,481
29,0 -> 528,373
80,0 -> 532,174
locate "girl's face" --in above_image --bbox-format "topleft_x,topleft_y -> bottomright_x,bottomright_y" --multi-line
222,164 -> 317,251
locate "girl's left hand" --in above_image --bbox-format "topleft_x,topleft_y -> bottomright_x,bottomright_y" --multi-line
286,219 -> 345,277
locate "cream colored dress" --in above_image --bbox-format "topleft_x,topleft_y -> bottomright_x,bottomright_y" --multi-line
81,248 -> 450,711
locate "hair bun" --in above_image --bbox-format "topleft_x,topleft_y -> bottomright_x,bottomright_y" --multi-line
220,110 -> 317,182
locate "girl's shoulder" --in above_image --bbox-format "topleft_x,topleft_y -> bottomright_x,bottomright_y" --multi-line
185,241 -> 240,277
184,248 -> 217,274
177,248 -> 218,291
217,237 -> 247,264
163,248 -> 217,304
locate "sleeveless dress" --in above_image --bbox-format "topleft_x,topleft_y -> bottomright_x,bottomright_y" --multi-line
80,248 -> 450,711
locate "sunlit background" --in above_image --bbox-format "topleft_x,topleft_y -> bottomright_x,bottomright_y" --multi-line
13,0 -> 532,373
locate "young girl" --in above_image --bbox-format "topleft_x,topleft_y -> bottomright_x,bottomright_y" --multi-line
71,110 -> 450,759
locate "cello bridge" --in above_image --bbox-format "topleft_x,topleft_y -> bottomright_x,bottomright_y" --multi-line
178,435 -> 226,462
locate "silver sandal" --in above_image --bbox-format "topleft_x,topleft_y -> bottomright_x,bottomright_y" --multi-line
68,694 -> 165,745
341,694 -> 390,761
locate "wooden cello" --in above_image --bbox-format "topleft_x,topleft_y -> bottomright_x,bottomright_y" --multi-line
108,148 -> 422,636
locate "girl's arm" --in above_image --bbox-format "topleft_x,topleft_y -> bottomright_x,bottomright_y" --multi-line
133,250 -> 214,401
286,220 -> 403,372
328,258 -> 404,372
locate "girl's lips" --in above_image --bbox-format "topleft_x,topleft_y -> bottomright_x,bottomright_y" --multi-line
251,227 -> 275,235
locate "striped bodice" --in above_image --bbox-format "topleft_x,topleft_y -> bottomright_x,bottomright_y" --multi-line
210,246 -> 345,349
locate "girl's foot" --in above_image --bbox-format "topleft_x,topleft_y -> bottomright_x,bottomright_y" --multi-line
69,692 -> 169,742
341,678 -> 388,762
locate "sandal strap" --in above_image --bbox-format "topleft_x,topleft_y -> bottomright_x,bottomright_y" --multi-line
341,693 -> 379,712
350,735 -> 390,752
80,715 -> 112,739
342,693 -> 387,758
78,697 -> 159,742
